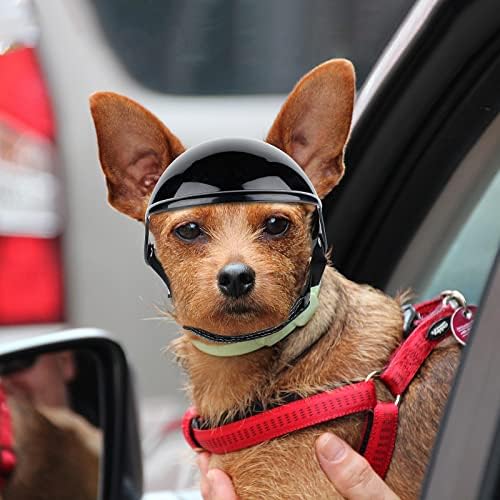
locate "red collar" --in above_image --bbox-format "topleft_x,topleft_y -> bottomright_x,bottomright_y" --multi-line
0,383 -> 16,490
183,293 -> 475,479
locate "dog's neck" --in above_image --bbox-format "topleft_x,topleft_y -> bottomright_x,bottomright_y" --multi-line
171,266 -> 404,425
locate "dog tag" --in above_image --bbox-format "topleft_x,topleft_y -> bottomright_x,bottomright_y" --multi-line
451,306 -> 477,345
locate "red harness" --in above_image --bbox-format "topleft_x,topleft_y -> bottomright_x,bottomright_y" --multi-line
0,384 -> 16,490
183,294 -> 475,478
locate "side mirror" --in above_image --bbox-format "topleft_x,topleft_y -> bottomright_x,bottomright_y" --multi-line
0,328 -> 142,500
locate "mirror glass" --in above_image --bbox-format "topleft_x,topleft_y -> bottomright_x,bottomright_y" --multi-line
0,348 -> 102,500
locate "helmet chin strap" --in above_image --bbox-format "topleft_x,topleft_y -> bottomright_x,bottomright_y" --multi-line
185,284 -> 321,357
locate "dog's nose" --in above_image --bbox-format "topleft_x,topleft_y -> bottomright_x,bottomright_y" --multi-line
217,263 -> 255,298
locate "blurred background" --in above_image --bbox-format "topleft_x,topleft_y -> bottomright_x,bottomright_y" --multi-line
0,0 -> 420,490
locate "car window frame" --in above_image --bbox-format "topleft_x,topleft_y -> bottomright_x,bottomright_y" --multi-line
324,0 -> 500,494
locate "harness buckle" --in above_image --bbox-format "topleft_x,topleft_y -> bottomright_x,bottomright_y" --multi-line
365,370 -> 401,406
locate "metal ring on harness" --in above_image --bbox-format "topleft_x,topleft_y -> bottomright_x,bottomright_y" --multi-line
365,370 -> 401,406
365,370 -> 380,382
440,290 -> 467,310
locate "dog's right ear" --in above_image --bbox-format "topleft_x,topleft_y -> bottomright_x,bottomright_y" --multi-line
266,59 -> 355,199
89,92 -> 185,221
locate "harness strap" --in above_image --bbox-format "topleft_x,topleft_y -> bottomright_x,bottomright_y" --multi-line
182,293 -> 471,480
364,297 -> 456,477
363,402 -> 399,478
413,296 -> 443,317
380,300 -> 453,396
0,384 -> 16,490
183,381 -> 377,454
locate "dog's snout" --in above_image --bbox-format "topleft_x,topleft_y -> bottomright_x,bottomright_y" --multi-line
217,263 -> 255,298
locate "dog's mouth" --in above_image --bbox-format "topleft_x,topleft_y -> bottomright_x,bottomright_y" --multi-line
223,301 -> 258,316
183,294 -> 292,336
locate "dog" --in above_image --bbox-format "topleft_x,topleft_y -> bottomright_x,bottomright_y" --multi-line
90,59 -> 461,499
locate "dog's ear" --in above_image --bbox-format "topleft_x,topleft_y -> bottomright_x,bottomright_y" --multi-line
266,59 -> 355,199
89,92 -> 185,221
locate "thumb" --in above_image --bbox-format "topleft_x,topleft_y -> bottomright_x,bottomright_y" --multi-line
315,433 -> 400,500
206,469 -> 238,500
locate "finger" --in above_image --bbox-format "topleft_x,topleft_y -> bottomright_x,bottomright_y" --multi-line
207,468 -> 238,500
197,453 -> 211,499
200,474 -> 210,500
197,452 -> 211,476
316,433 -> 400,500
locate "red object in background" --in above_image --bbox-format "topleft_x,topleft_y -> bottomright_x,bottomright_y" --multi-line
0,237 -> 63,324
0,47 -> 54,139
0,47 -> 64,325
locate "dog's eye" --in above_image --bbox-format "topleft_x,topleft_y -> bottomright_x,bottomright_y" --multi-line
175,222 -> 202,241
264,216 -> 289,236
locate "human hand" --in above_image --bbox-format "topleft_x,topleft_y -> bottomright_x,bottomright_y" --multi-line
315,432 -> 400,499
198,433 -> 400,499
198,452 -> 236,500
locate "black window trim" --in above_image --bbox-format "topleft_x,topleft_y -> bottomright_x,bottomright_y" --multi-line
324,0 -> 500,291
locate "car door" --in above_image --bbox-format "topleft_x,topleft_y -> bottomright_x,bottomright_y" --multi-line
323,0 -> 500,497
423,255 -> 500,499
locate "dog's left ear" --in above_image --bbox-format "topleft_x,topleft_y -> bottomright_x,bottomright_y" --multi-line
266,59 -> 355,199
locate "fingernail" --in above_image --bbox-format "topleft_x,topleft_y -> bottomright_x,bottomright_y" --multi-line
317,433 -> 347,463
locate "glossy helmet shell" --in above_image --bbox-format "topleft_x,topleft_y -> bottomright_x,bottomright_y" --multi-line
144,137 -> 327,296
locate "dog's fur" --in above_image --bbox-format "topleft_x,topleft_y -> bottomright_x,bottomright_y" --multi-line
90,59 -> 460,499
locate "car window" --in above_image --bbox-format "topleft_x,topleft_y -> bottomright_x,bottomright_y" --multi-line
421,168 -> 500,304
387,113 -> 500,306
89,0 -> 416,95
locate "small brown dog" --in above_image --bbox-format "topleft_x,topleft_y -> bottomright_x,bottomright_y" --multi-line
90,59 -> 460,499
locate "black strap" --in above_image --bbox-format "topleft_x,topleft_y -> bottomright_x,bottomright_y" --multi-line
184,292 -> 309,343
146,244 -> 172,296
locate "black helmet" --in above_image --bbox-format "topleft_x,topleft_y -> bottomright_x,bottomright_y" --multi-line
144,138 -> 327,347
